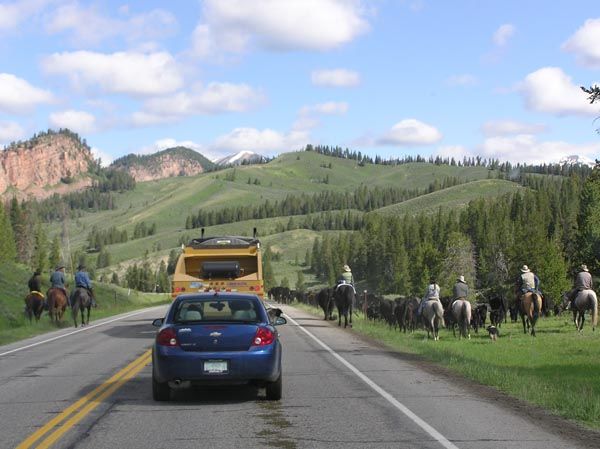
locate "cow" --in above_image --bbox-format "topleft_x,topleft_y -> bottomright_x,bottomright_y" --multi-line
316,288 -> 334,320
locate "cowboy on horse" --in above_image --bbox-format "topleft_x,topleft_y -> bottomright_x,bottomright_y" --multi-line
566,264 -> 593,310
336,264 -> 355,293
71,264 -> 96,308
417,277 -> 441,317
28,269 -> 44,299
515,265 -> 540,308
50,264 -> 68,305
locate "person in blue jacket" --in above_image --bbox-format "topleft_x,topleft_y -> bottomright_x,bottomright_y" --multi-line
72,264 -> 96,307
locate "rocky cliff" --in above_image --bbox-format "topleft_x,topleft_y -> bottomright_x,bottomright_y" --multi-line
110,147 -> 214,182
0,130 -> 93,199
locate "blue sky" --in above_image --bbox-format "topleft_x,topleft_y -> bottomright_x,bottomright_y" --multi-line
0,0 -> 599,165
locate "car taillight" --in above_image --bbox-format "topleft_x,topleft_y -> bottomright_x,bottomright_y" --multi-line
252,327 -> 274,346
157,328 -> 178,347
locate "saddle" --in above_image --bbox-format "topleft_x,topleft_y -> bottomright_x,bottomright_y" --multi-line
30,291 -> 45,299
336,281 -> 356,294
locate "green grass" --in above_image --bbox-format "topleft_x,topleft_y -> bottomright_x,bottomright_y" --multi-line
0,262 -> 170,346
373,179 -> 523,216
292,302 -> 600,430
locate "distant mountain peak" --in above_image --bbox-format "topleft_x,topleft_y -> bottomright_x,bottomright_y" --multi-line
215,150 -> 265,166
559,155 -> 596,167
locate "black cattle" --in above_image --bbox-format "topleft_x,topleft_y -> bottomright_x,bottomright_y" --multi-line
471,303 -> 488,333
365,293 -> 382,321
509,304 -> 519,323
379,298 -> 396,329
317,288 -> 334,320
489,295 -> 507,327
396,296 -> 420,333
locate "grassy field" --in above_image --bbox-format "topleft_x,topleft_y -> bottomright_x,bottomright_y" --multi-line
0,262 -> 170,346
373,179 -> 523,216
292,302 -> 600,430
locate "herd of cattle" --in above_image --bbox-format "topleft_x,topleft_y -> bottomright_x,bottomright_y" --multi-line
267,285 -> 560,335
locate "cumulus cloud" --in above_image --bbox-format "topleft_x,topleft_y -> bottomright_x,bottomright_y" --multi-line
42,51 -> 183,96
493,23 -> 515,46
446,74 -> 478,86
481,120 -> 546,137
0,121 -> 25,145
434,145 -> 473,160
479,134 -> 600,165
294,101 -> 349,132
311,69 -> 361,87
49,110 -> 97,133
192,0 -> 369,57
90,146 -> 113,167
44,3 -> 177,46
0,0 -> 50,31
0,73 -> 54,113
562,18 -> 600,67
133,82 -> 265,124
519,67 -> 598,116
208,127 -> 309,158
377,119 -> 442,146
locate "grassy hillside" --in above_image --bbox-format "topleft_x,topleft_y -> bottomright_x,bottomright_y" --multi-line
373,179 -> 523,216
0,262 -> 169,346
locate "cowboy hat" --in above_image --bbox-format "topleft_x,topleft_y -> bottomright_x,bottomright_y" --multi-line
457,275 -> 465,283
77,264 -> 86,270
520,265 -> 530,272
55,264 -> 65,270
343,264 -> 351,272
581,264 -> 589,272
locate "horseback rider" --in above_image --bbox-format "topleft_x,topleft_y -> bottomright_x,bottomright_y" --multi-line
418,277 -> 441,316
453,275 -> 468,300
28,269 -> 43,294
339,264 -> 354,286
49,265 -> 68,305
566,264 -> 593,310
515,265 -> 540,310
72,264 -> 96,307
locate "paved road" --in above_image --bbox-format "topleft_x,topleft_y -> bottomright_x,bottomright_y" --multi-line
1,304 -> 596,449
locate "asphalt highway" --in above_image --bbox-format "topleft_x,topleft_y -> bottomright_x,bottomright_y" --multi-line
1,304 -> 596,449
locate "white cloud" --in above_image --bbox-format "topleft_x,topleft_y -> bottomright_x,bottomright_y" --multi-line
0,0 -> 50,31
479,134 -> 600,165
493,23 -> 515,46
137,82 -> 264,122
192,0 -> 369,57
49,110 -> 97,133
42,51 -> 183,96
435,145 -> 473,160
562,18 -> 600,67
519,67 -> 598,116
446,74 -> 478,86
209,127 -> 309,158
377,119 -> 443,146
44,3 -> 177,46
0,121 -> 25,145
482,120 -> 546,137
90,146 -> 113,167
311,69 -> 361,87
0,73 -> 54,113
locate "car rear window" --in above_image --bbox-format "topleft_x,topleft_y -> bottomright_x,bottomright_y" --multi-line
174,298 -> 261,323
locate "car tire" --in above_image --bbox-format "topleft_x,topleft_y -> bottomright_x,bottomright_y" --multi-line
265,373 -> 282,401
152,372 -> 170,401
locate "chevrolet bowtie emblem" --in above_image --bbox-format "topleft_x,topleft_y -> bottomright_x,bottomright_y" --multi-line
209,332 -> 222,337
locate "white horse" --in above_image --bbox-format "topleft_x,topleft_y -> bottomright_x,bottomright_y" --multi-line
564,290 -> 598,332
421,299 -> 445,340
451,299 -> 471,339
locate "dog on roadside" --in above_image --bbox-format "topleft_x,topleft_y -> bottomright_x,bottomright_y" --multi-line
486,325 -> 499,341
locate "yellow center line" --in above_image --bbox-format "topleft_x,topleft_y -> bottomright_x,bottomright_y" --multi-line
15,349 -> 152,449
35,354 -> 152,449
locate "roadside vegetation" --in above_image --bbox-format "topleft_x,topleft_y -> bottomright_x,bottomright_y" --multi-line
293,302 -> 600,430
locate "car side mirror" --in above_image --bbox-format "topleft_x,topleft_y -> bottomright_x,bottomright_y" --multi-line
152,318 -> 164,327
273,316 -> 287,326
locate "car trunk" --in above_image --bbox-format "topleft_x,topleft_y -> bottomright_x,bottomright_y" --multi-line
175,323 -> 257,352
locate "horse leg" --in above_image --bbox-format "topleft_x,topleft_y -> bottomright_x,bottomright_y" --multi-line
86,305 -> 90,325
348,303 -> 353,328
521,313 -> 527,334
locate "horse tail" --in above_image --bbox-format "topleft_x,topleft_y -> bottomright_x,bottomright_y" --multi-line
590,292 -> 598,328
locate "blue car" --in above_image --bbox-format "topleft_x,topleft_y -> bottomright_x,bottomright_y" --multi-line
151,292 -> 286,401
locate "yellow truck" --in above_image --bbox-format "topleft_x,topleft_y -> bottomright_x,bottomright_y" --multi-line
171,229 -> 264,299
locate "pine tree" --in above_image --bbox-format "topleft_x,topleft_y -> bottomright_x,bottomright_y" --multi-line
262,246 -> 276,290
296,271 -> 305,292
49,235 -> 61,269
577,163 -> 600,271
0,201 -> 16,263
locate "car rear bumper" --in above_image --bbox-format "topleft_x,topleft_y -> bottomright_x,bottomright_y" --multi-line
153,343 -> 281,384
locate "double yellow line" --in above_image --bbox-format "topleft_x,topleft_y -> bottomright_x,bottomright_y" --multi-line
16,349 -> 152,449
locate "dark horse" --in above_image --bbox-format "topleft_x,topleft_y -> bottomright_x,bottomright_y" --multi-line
46,288 -> 68,324
72,287 -> 92,327
334,284 -> 354,328
24,292 -> 45,323
519,292 -> 543,336
317,287 -> 334,320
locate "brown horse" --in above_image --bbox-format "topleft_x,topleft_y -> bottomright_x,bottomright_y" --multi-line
519,292 -> 543,336
24,292 -> 45,323
47,288 -> 68,324
71,287 -> 92,327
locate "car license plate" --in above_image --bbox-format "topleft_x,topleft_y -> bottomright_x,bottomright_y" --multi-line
204,360 -> 228,374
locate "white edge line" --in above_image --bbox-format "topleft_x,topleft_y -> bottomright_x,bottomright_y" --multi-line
0,306 -> 165,358
284,313 -> 460,449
